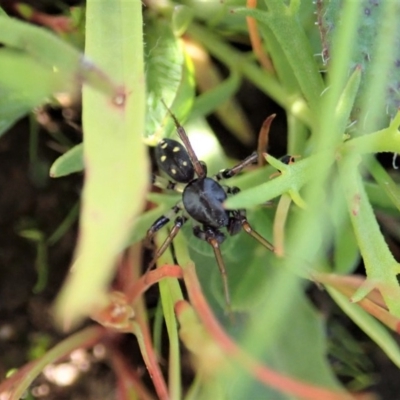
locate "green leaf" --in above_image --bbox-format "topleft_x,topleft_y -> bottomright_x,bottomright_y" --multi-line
0,49 -> 68,136
50,144 -> 84,178
365,182 -> 400,215
191,72 -> 241,119
366,157 -> 400,213
127,201 -> 178,246
0,15 -> 121,97
235,2 -> 324,113
335,66 -> 362,134
186,22 -> 313,127
172,5 -> 194,36
328,286 -> 400,368
144,15 -> 194,141
338,155 -> 400,316
54,1 -> 148,327
220,274 -> 345,399
318,0 -> 400,124
225,152 -> 331,209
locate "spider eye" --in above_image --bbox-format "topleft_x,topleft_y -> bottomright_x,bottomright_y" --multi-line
155,139 -> 195,183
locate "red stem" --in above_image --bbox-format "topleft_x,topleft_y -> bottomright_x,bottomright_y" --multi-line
110,347 -> 156,400
126,264 -> 183,304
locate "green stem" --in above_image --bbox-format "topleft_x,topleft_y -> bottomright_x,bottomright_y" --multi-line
8,326 -> 103,400
157,230 -> 185,400
287,112 -> 308,155
47,201 -> 80,246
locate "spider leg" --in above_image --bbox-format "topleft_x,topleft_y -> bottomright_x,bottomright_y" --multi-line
214,151 -> 258,181
161,99 -> 206,179
257,114 -> 276,167
221,182 -> 274,252
152,174 -> 184,193
193,226 -> 231,312
231,209 -> 274,252
146,202 -> 187,270
147,215 -> 188,271
146,204 -> 183,244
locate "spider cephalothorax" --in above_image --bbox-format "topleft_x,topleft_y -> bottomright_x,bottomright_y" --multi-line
147,106 -> 275,311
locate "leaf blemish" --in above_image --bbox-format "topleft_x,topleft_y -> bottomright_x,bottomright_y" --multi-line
352,193 -> 361,216
113,90 -> 126,108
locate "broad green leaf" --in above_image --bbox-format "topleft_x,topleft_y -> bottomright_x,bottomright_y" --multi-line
144,15 -> 194,141
0,95 -> 32,137
0,15 -> 122,136
54,0 -> 148,327
0,49 -> 69,136
197,267 -> 345,398
0,15 -> 121,97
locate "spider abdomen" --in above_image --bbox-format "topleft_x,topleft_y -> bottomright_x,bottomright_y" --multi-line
182,177 -> 229,228
155,138 -> 195,183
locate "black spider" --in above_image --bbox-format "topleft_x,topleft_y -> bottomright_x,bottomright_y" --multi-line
147,105 -> 275,311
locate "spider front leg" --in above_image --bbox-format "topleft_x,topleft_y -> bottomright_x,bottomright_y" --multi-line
214,151 -> 258,181
193,225 -> 232,312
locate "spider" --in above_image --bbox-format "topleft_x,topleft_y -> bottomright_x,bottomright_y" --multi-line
147,104 -> 275,311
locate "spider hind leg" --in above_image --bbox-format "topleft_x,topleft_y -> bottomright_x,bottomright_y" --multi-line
232,210 -> 274,252
145,203 -> 188,272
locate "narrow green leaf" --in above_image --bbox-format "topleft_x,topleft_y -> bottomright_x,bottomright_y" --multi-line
172,5 -> 194,36
365,182 -> 399,214
335,66 -> 362,134
187,23 -> 313,127
366,157 -> 400,213
50,144 -> 84,178
235,3 -> 324,113
327,287 -> 400,368
338,155 -> 400,316
225,152 -> 330,209
191,72 -> 241,119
